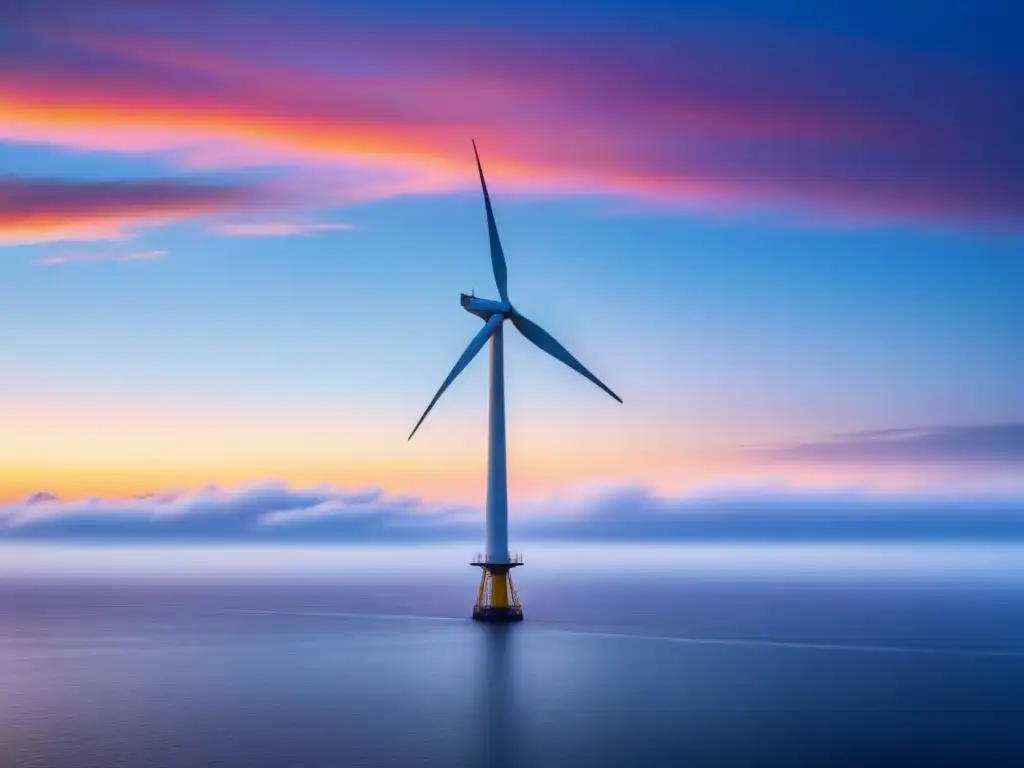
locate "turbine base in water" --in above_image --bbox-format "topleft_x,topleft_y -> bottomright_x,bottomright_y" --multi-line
471,561 -> 523,623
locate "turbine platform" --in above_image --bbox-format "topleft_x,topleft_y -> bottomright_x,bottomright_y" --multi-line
471,553 -> 524,623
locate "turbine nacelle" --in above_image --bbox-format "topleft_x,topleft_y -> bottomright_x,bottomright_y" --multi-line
460,293 -> 511,320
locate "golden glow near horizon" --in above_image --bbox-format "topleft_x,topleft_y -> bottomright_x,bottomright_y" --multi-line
3,377 -> 1017,505
0,389 -> 741,502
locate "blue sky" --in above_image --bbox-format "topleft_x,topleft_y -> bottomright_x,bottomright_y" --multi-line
0,0 -> 1021,536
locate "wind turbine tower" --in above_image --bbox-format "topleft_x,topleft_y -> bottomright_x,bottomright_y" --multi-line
409,142 -> 622,622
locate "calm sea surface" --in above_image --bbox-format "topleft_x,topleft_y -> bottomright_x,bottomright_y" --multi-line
2,543 -> 1023,767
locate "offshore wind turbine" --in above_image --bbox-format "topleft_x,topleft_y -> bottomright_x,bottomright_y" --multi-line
408,141 -> 622,622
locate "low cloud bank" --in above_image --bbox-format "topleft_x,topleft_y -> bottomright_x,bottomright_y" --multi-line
2,481 -> 1023,542
517,484 -> 1024,541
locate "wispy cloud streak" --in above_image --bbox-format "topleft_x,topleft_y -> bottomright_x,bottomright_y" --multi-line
34,248 -> 166,265
212,221 -> 353,237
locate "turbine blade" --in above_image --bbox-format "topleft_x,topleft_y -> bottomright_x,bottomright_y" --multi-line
472,140 -> 509,304
510,313 -> 622,403
408,314 -> 504,440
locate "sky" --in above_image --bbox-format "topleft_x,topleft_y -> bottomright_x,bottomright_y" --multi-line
0,0 -> 1022,539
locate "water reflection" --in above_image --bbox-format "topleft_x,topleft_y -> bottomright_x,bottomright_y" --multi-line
478,625 -> 519,768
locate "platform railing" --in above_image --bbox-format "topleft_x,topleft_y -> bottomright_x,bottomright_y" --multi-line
472,551 -> 524,565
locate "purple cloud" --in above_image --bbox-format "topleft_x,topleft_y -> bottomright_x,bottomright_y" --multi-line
751,423 -> 1024,465
0,175 -> 271,244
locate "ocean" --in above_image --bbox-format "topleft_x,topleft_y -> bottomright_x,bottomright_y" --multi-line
2,542 -> 1023,767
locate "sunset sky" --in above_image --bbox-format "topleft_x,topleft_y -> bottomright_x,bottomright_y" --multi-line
1,0 -> 1021,527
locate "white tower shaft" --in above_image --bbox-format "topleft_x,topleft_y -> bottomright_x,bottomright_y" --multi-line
485,321 -> 509,563
406,142 -> 622,622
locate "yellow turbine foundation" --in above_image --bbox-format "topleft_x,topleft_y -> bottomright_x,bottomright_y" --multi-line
472,561 -> 523,622
490,571 -> 509,608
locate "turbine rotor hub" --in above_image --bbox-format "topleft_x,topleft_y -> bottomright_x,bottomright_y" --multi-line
461,293 -> 510,320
